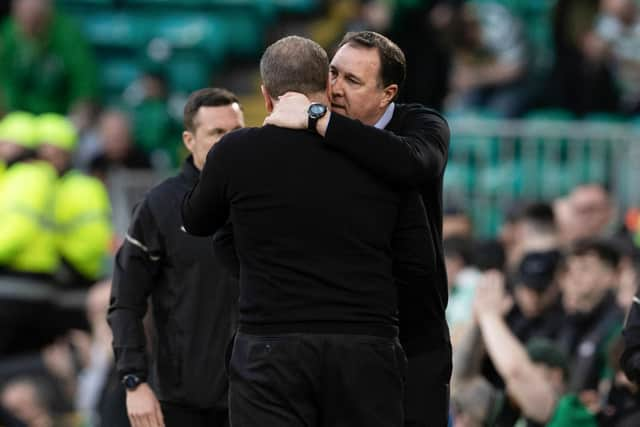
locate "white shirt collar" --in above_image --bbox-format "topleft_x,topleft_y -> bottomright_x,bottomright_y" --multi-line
374,102 -> 395,129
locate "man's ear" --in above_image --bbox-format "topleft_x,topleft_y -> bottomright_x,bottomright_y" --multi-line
261,85 -> 274,113
381,84 -> 399,108
182,130 -> 194,154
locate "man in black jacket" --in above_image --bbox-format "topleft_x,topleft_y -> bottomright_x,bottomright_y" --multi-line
182,35 -> 434,427
264,31 -> 451,426
107,88 -> 244,427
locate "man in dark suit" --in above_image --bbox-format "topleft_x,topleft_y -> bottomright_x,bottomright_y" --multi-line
181,35 -> 434,427
264,31 -> 452,427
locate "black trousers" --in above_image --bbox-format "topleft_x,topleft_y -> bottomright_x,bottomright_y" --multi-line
228,332 -> 407,427
404,343 -> 452,427
160,401 -> 228,427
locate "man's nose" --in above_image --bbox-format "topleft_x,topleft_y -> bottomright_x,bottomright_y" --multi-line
331,77 -> 343,97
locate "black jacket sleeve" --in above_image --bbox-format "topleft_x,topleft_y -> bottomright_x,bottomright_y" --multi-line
324,106 -> 449,186
181,140 -> 232,236
107,200 -> 165,380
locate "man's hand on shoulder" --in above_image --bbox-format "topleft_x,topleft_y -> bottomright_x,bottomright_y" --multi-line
126,383 -> 165,427
263,92 -> 311,129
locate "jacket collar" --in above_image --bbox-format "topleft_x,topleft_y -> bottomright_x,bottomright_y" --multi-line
181,156 -> 200,184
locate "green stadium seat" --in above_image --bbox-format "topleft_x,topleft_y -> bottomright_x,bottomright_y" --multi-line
443,162 -> 471,193
582,112 -> 627,123
271,0 -> 319,13
525,109 -> 574,120
149,13 -> 228,60
99,57 -> 143,93
79,12 -> 151,49
164,53 -> 214,93
57,0 -> 113,6
216,12 -> 264,57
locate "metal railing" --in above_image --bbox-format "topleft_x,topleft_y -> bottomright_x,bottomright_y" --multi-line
104,119 -> 640,239
446,118 -> 640,235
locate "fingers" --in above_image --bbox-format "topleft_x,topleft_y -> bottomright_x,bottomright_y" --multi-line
129,408 -> 163,427
128,414 -> 139,427
154,402 -> 166,427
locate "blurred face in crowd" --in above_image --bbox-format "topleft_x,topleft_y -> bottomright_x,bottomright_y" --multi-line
99,111 -> 134,162
182,104 -> 244,170
1,380 -> 49,426
513,284 -> 558,319
12,0 -> 52,37
329,43 -> 396,126
602,0 -> 637,24
567,185 -> 612,241
562,253 -> 617,313
443,213 -> 473,239
0,141 -> 27,162
38,144 -> 70,175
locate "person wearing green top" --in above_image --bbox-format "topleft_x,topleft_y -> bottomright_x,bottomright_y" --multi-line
471,270 -> 598,427
0,0 -> 98,128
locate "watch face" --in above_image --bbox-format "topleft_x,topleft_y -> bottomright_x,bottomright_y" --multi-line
309,103 -> 327,119
124,375 -> 140,389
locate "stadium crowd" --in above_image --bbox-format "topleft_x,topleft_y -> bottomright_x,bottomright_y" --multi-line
0,0 -> 639,426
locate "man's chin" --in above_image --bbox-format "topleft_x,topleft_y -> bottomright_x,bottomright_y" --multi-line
331,105 -> 346,115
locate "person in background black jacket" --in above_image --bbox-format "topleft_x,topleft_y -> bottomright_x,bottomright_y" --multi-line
182,35 -> 434,427
107,88 -> 244,427
263,31 -> 451,426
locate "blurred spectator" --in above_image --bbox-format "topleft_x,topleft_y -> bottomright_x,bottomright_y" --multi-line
453,270 -> 598,426
0,112 -> 59,357
446,2 -> 529,117
444,205 -> 473,239
507,250 -> 565,344
505,202 -> 559,271
445,236 -> 481,341
36,113 -> 112,333
557,239 -> 623,394
128,66 -> 183,169
389,0 -> 462,109
0,111 -> 37,167
473,239 -> 506,273
0,376 -> 56,427
546,0 -> 619,116
74,280 -> 128,427
595,0 -> 640,115
0,0 -> 99,130
563,183 -> 615,243
347,0 -> 392,34
88,110 -> 151,182
617,256 -> 639,311
600,337 -> 640,426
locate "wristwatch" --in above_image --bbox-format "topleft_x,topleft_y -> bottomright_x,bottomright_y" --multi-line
307,103 -> 328,133
122,374 -> 144,390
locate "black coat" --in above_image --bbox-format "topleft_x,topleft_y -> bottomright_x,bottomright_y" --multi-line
182,124 -> 432,336
108,158 -> 238,409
